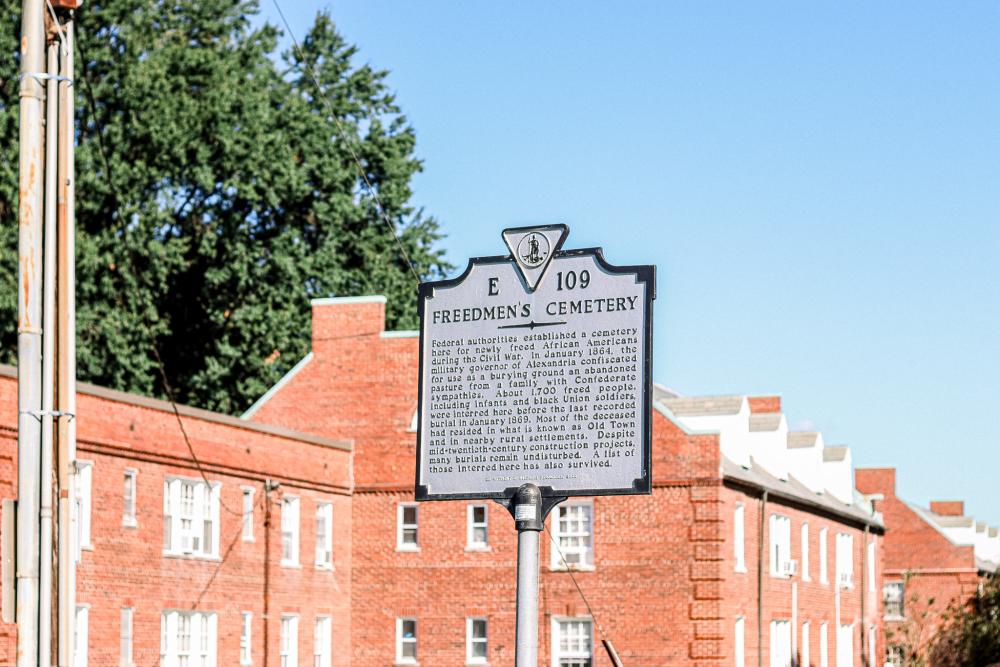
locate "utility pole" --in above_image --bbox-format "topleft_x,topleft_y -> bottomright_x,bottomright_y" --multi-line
17,1 -> 47,666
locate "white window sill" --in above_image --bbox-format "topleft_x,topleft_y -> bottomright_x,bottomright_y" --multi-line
465,545 -> 491,553
315,563 -> 334,571
242,537 -> 254,543
395,661 -> 418,666
884,615 -> 906,622
550,564 -> 595,573
280,561 -> 301,569
803,576 -> 812,582
396,545 -> 420,553
80,543 -> 94,552
734,565 -> 747,574
466,661 -> 489,666
163,551 -> 221,562
122,518 -> 137,529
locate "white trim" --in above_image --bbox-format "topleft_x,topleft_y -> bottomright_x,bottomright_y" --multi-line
397,504 -> 420,552
241,487 -> 255,542
240,611 -> 253,665
395,617 -> 418,664
381,330 -> 419,339
123,468 -> 138,528
310,295 -> 386,306
465,617 -> 488,665
241,352 -> 314,419
550,616 -> 593,667
467,504 -> 490,551
550,501 -> 594,571
280,496 -> 300,567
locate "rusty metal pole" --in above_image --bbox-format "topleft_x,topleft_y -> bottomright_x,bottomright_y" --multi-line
55,17 -> 77,667
17,0 -> 47,665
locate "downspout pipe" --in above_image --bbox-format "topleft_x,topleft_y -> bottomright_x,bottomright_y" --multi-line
758,489 -> 768,667
17,1 -> 46,665
861,524 -> 869,666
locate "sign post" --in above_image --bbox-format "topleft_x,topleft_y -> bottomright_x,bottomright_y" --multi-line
415,225 -> 655,666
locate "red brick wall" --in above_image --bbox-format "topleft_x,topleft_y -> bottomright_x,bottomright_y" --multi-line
0,372 -> 353,667
928,501 -> 963,517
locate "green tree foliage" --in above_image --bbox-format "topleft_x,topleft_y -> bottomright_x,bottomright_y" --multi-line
1,1 -> 450,414
928,574 -> 1000,667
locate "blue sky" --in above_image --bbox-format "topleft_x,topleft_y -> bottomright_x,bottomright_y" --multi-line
255,2 -> 1000,525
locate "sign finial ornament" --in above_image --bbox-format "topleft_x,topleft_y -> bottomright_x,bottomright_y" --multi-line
501,224 -> 569,292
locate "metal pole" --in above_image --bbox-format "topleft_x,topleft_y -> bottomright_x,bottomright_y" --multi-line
512,484 -> 543,667
56,18 -> 76,667
17,0 -> 47,664
40,34 -> 60,667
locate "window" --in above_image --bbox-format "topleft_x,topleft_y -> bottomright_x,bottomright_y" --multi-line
240,612 -> 252,665
884,581 -> 905,618
886,644 -> 904,667
160,610 -> 217,667
819,623 -> 828,667
551,502 -> 593,570
75,605 -> 89,667
396,618 -> 417,664
242,488 -> 254,542
769,515 -> 792,577
819,528 -> 829,584
552,618 -> 592,667
163,478 -> 220,558
801,523 -> 810,581
467,504 -> 489,550
123,469 -> 137,527
76,461 -> 93,553
281,497 -> 300,566
280,615 -> 298,667
835,533 -> 854,588
867,540 -> 876,592
397,504 -> 419,551
868,626 -> 876,667
315,503 -> 333,568
769,620 -> 791,667
735,617 -> 745,667
120,607 -> 134,667
836,624 -> 853,667
801,622 -> 810,667
734,504 -> 746,572
466,617 -> 488,664
313,617 -> 331,667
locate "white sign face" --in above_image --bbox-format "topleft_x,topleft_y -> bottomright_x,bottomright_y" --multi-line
416,226 -> 654,500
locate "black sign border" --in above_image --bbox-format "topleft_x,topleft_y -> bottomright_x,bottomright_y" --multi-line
414,244 -> 656,502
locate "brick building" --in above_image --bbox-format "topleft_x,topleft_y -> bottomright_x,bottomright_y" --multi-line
0,366 -> 353,667
246,295 -> 886,666
855,468 -> 1000,665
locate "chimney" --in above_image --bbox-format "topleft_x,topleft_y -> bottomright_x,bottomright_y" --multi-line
310,296 -> 387,349
929,500 -> 964,517
855,467 -> 896,497
748,396 -> 782,413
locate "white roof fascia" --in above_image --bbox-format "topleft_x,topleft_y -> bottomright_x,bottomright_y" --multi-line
241,352 -> 314,419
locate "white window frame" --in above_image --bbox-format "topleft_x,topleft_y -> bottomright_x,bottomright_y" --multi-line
819,622 -> 829,667
769,514 -> 792,577
74,605 -> 89,667
315,503 -> 333,569
885,644 -> 904,667
734,503 -> 746,572
868,626 -> 876,667
280,614 -> 299,667
550,501 -> 594,571
819,528 -> 829,584
397,504 -> 419,552
76,461 -> 94,552
242,487 -> 255,542
313,616 -> 331,667
801,523 -> 810,581
551,617 -> 592,667
396,617 -> 417,664
466,617 -> 488,665
120,606 -> 134,667
240,612 -> 253,665
160,609 -> 218,667
801,621 -> 810,667
836,623 -> 853,667
835,533 -> 854,589
467,504 -> 489,551
883,581 -> 905,619
163,477 -> 221,559
281,496 -> 300,567
735,616 -> 745,667
769,619 -> 792,667
123,468 -> 137,527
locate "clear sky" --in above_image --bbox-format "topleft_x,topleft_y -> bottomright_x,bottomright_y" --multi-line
255,1 -> 1000,525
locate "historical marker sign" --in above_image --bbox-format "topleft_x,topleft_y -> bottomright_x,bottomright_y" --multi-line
415,225 -> 655,500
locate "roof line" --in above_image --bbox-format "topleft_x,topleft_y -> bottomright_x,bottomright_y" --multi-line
0,363 -> 350,451
241,352 -> 314,420
381,330 -> 419,339
905,501 -> 963,546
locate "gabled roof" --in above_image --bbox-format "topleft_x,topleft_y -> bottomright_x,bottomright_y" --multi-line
787,431 -> 819,448
823,445 -> 849,462
722,456 -> 884,530
660,395 -> 743,417
652,382 -> 679,402
749,413 -> 782,432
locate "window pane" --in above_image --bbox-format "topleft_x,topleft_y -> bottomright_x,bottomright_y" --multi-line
403,506 -> 417,524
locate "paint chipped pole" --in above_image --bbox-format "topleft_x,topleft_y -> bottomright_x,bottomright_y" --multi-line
17,0 -> 47,665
